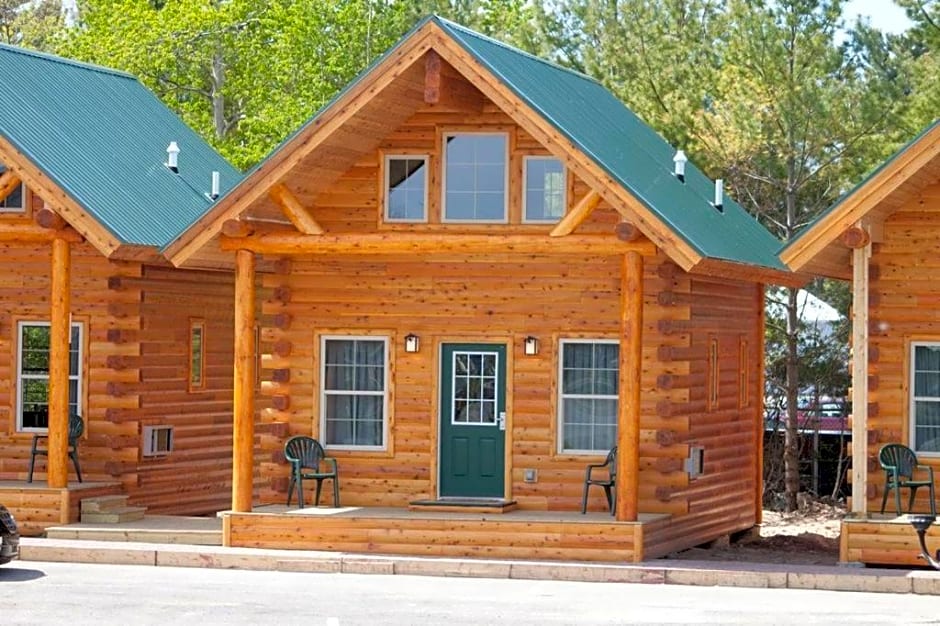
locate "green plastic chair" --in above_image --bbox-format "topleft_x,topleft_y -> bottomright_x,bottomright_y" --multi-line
27,412 -> 83,483
581,446 -> 617,515
284,436 -> 339,509
879,443 -> 937,516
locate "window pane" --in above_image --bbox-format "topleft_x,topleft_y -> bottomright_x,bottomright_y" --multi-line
560,341 -> 619,452
525,158 -> 565,222
387,157 -> 427,221
444,134 -> 507,221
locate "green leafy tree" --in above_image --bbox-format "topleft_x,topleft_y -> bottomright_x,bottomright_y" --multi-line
0,0 -> 66,50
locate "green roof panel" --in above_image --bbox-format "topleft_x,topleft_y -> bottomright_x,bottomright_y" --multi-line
435,17 -> 786,271
0,44 -> 240,247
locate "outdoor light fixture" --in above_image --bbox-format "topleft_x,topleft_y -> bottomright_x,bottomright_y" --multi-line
673,149 -> 687,183
166,141 -> 180,173
404,333 -> 420,353
524,336 -> 539,356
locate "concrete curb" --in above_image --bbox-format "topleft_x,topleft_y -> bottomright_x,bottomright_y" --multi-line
17,537 -> 940,595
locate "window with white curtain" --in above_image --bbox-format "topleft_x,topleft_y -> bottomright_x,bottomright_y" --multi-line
16,321 -> 83,431
321,336 -> 388,449
558,339 -> 619,453
911,342 -> 940,454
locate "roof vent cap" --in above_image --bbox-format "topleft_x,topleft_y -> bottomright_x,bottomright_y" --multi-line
166,142 -> 180,173
713,179 -> 724,213
673,149 -> 687,183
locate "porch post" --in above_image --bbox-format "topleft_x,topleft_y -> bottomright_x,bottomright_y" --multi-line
232,248 -> 256,512
851,238 -> 871,514
616,251 -> 643,521
48,236 -> 71,488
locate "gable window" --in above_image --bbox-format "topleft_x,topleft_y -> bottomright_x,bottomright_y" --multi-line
558,339 -> 618,453
739,337 -> 750,409
910,342 -> 940,453
16,321 -> 83,431
523,157 -> 566,222
442,132 -> 507,222
0,166 -> 25,214
321,336 -> 388,449
707,335 -> 719,411
385,155 -> 428,222
189,319 -> 206,391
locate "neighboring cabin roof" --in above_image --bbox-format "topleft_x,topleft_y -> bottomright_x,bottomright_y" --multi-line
435,18 -> 787,273
781,119 -> 940,277
0,43 -> 240,251
167,16 -> 789,281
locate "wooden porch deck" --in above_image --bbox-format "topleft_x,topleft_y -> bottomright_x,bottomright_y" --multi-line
222,505 -> 672,563
841,513 -> 940,567
0,480 -> 124,536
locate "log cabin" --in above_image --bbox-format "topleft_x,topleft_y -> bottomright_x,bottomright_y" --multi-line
167,16 -> 799,562
782,119 -> 940,566
0,44 -> 244,533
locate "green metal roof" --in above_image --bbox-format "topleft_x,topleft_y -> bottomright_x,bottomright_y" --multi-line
781,118 -> 940,256
0,43 -> 240,248
434,17 -> 787,271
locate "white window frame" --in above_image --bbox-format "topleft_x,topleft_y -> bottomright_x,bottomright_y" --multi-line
909,341 -> 940,456
0,179 -> 26,214
557,338 -> 619,455
384,154 -> 429,223
319,335 -> 389,451
16,320 -> 84,433
441,131 -> 509,224
522,156 -> 566,223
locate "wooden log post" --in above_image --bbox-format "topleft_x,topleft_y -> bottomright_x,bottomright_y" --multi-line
616,251 -> 644,521
48,236 -> 71,487
232,249 -> 256,512
851,238 -> 871,514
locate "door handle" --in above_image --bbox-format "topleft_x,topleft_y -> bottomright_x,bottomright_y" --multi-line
498,412 -> 506,431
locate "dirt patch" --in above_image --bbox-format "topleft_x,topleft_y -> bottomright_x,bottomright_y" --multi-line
668,499 -> 843,566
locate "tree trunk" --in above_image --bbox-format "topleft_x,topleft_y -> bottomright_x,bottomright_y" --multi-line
210,50 -> 226,140
784,284 -> 801,511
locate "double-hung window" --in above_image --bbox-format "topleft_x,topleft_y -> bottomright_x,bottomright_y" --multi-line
523,156 -> 565,222
558,339 -> 619,453
16,321 -> 83,431
442,132 -> 507,222
911,342 -> 940,453
385,155 -> 428,222
321,337 -> 388,449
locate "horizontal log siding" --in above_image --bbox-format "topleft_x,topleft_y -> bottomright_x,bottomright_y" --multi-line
133,266 -> 239,514
644,275 -> 762,558
866,182 -> 940,514
0,237 -> 142,490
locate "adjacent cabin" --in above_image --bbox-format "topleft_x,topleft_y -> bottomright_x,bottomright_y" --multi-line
0,45 -> 243,533
168,17 -> 797,562
782,120 -> 940,566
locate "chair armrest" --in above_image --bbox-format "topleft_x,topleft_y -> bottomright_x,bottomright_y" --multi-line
324,457 -> 338,474
916,464 -> 935,481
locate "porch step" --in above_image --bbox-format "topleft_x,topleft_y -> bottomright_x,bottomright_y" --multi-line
81,495 -> 147,523
80,506 -> 147,524
408,498 -> 518,514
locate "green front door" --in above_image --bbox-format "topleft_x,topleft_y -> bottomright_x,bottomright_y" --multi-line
439,343 -> 507,498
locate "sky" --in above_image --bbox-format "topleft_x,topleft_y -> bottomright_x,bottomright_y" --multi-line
842,0 -> 914,34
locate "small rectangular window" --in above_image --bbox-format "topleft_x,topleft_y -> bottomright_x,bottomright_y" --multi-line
739,338 -> 749,408
707,335 -> 719,411
189,320 -> 206,391
523,156 -> 566,222
0,165 -> 25,213
143,425 -> 174,457
321,336 -> 388,449
558,339 -> 619,454
16,321 -> 83,431
385,155 -> 428,222
443,132 -> 508,222
910,342 -> 940,453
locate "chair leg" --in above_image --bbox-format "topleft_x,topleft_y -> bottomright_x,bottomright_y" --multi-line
603,485 -> 613,513
581,481 -> 590,514
314,479 -> 323,507
27,451 -> 36,483
880,482 -> 890,514
909,486 -> 919,514
286,476 -> 295,506
71,450 -> 82,483
895,484 -> 903,516
332,476 -> 340,508
930,484 -> 938,516
610,488 -> 616,517
297,476 -> 305,509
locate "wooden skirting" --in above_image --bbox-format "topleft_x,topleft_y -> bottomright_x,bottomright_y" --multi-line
408,498 -> 518,514
224,507 -> 666,563
841,514 -> 940,567
0,481 -> 124,536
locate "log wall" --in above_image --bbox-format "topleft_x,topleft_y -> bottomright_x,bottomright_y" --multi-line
866,180 -> 940,514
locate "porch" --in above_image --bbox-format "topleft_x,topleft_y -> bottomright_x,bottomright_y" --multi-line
841,513 -> 940,567
221,505 -> 673,563
0,480 -> 124,536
